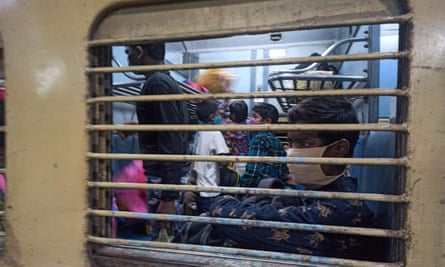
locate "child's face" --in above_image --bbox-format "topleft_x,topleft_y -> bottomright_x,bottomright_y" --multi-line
250,111 -> 264,124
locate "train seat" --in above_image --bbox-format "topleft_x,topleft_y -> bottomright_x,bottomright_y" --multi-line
352,130 -> 397,229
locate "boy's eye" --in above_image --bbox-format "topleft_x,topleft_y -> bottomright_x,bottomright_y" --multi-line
299,141 -> 311,148
288,138 -> 311,148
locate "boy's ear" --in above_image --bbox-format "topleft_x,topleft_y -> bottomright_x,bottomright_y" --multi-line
264,118 -> 272,124
208,113 -> 216,122
331,139 -> 350,157
136,46 -> 144,59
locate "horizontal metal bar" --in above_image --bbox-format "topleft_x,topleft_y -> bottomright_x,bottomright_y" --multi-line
269,74 -> 368,81
88,209 -> 406,239
0,81 -> 4,88
87,152 -> 408,166
85,52 -> 409,74
0,211 -> 4,216
0,168 -> 5,174
88,181 -> 408,203
87,13 -> 413,47
87,89 -> 408,104
89,237 -> 403,267
87,123 -> 408,132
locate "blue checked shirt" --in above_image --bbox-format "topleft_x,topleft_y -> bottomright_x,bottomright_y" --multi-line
239,131 -> 289,187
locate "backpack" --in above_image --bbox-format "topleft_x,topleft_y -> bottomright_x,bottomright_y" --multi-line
172,218 -> 227,246
219,164 -> 240,187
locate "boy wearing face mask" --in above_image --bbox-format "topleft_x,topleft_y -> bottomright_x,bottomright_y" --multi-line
208,97 -> 384,261
183,100 -> 229,215
239,103 -> 289,187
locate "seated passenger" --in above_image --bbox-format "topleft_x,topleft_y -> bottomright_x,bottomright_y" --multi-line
209,97 -> 384,260
239,103 -> 289,187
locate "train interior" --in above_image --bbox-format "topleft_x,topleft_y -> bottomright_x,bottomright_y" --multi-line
111,23 -> 400,214
104,23 -> 403,262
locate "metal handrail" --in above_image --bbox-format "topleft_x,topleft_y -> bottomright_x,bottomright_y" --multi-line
268,36 -> 369,76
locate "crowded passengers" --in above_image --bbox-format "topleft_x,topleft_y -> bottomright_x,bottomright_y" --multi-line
114,42 -> 383,260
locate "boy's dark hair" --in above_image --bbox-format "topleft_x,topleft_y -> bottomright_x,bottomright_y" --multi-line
252,103 -> 279,123
196,100 -> 218,122
141,43 -> 165,62
287,97 -> 359,156
229,100 -> 248,123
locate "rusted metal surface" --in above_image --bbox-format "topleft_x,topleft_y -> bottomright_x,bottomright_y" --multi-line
404,1 -> 445,266
92,245 -> 321,267
92,0 -> 409,45
89,238 -> 403,267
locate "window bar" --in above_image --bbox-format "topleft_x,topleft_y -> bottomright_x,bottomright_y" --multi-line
85,51 -> 409,74
88,210 -> 406,239
86,123 -> 407,133
88,181 -> 407,203
86,88 -> 408,104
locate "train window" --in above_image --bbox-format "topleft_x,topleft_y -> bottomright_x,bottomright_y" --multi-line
87,1 -> 409,266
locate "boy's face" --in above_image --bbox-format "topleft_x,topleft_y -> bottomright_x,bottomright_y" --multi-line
208,109 -> 221,123
287,128 -> 350,177
287,130 -> 324,149
251,111 -> 267,124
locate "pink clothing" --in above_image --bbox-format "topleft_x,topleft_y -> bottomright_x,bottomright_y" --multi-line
113,160 -> 147,213
0,174 -> 5,197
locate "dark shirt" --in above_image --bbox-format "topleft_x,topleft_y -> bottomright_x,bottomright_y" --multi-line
209,176 -> 384,260
136,71 -> 190,201
239,131 -> 289,187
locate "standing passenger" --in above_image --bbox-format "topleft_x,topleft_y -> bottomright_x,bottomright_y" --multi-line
239,103 -> 289,187
196,69 -> 235,120
126,43 -> 190,239
224,100 -> 251,176
183,100 -> 229,215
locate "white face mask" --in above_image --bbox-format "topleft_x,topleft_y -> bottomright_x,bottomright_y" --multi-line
287,142 -> 344,189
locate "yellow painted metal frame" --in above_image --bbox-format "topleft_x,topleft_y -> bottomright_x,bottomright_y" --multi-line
0,0 -> 442,266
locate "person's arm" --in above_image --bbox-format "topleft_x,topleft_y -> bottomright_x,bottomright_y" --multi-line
210,194 -> 368,227
239,135 -> 269,187
208,195 -> 367,253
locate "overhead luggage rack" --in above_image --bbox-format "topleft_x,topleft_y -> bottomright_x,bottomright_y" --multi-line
268,36 -> 370,112
268,71 -> 368,112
